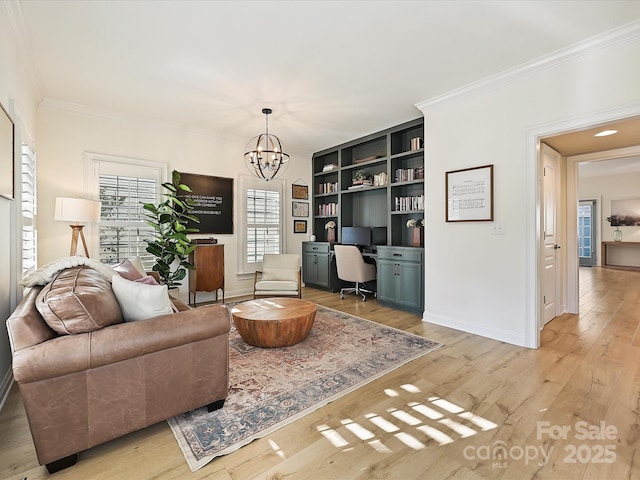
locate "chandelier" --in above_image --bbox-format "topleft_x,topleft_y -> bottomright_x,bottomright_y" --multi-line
244,108 -> 290,181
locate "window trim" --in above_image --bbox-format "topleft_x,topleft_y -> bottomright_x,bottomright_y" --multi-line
84,152 -> 167,263
236,174 -> 286,276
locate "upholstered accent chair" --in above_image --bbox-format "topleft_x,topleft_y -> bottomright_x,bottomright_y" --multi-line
253,254 -> 302,299
334,245 -> 377,301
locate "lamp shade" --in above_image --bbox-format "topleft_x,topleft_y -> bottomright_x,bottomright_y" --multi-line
54,197 -> 101,223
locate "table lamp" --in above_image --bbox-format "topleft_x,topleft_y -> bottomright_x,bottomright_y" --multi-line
54,197 -> 102,257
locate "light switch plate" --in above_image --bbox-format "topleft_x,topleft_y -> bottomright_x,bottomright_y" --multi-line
491,223 -> 505,235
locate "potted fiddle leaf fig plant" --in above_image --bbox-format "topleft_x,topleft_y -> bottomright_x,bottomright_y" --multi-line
143,170 -> 200,288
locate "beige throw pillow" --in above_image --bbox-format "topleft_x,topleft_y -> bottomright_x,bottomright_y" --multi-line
111,274 -> 173,322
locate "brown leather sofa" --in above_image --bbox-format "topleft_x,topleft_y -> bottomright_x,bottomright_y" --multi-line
6,266 -> 230,473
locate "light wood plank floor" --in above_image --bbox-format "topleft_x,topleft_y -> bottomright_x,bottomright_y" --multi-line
1,267 -> 639,479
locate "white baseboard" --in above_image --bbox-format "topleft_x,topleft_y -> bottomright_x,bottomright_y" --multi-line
422,311 -> 527,348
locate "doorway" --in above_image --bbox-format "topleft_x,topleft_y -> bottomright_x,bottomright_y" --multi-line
527,109 -> 640,349
578,199 -> 597,267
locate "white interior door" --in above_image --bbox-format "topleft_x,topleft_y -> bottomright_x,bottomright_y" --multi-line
542,144 -> 561,327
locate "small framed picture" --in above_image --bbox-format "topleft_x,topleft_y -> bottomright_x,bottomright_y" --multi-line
292,201 -> 309,217
294,220 -> 307,233
292,184 -> 308,200
446,164 -> 494,222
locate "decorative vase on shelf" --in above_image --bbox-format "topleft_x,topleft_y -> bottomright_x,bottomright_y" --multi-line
327,228 -> 336,243
613,227 -> 623,242
410,227 -> 423,247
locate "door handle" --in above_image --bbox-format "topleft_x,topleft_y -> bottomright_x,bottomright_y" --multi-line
554,244 -> 561,250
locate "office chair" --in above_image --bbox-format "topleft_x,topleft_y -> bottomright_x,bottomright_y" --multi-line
334,245 -> 376,301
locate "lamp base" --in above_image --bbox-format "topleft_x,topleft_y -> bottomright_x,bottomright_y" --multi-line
69,225 -> 90,257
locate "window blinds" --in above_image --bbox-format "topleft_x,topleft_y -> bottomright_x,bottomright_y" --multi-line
21,145 -> 37,273
98,174 -> 157,268
246,187 -> 281,263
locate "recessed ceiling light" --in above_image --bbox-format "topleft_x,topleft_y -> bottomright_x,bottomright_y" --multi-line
594,129 -> 618,137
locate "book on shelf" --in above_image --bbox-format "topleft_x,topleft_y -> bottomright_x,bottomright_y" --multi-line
373,172 -> 388,186
394,195 -> 424,211
318,202 -> 338,216
394,167 -> 424,182
322,163 -> 338,172
317,181 -> 339,194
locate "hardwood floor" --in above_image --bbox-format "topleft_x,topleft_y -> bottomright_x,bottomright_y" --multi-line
1,267 -> 639,479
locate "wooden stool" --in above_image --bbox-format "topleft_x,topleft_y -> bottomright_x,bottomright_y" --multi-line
231,298 -> 317,347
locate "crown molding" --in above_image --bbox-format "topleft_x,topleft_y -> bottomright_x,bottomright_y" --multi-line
1,0 -> 45,100
416,19 -> 640,111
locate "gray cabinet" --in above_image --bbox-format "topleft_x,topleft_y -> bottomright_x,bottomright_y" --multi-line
302,242 -> 331,289
376,246 -> 423,313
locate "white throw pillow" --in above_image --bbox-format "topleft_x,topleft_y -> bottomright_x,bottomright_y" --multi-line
111,274 -> 173,322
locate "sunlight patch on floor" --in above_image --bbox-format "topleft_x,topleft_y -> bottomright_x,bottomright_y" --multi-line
314,383 -> 499,454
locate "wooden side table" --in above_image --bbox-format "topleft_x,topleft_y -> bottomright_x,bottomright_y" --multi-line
231,298 -> 317,348
601,241 -> 640,271
188,243 -> 224,305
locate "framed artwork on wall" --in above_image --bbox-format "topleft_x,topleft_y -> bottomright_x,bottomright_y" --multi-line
446,164 -> 494,222
0,101 -> 14,200
610,198 -> 640,226
294,220 -> 307,233
177,172 -> 234,234
292,184 -> 308,200
292,201 -> 309,217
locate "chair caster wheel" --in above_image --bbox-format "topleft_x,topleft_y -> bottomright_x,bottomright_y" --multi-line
340,293 -> 344,299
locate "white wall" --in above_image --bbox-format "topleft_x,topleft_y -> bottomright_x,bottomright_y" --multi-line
0,3 -> 40,409
36,105 -> 312,301
418,31 -> 640,347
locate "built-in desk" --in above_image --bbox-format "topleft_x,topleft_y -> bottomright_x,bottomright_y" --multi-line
601,241 -> 640,271
301,242 -> 424,314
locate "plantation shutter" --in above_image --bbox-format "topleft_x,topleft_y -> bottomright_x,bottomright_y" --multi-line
21,145 -> 37,273
85,153 -> 166,269
246,188 -> 281,263
98,175 -> 158,268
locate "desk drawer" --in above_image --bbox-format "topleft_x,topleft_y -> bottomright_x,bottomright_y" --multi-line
303,242 -> 331,254
376,246 -> 423,263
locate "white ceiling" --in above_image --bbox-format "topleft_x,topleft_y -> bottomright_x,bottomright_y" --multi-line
12,0 -> 640,155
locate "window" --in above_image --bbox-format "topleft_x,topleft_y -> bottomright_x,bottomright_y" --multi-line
238,175 -> 285,274
21,145 -> 37,274
247,188 -> 281,263
85,153 -> 166,268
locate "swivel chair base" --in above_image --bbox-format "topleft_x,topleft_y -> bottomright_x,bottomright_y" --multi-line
340,282 -> 376,302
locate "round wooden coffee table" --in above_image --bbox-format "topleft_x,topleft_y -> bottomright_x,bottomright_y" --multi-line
231,297 -> 317,348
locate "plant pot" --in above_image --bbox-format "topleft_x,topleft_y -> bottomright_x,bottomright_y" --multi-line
410,227 -> 422,247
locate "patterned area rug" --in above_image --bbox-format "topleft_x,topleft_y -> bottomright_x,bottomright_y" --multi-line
168,305 -> 443,471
